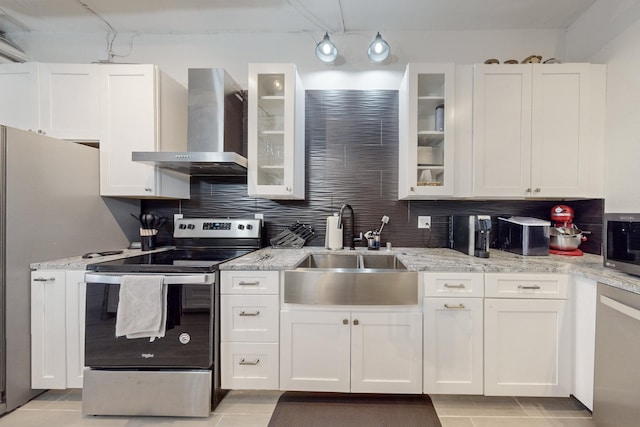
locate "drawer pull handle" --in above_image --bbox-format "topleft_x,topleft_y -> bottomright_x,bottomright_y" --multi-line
444,303 -> 466,309
518,285 -> 541,290
444,283 -> 466,289
239,358 -> 260,366
239,310 -> 260,317
33,277 -> 56,282
238,281 -> 260,286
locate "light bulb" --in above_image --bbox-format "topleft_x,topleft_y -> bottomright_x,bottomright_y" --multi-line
315,32 -> 338,63
367,32 -> 390,63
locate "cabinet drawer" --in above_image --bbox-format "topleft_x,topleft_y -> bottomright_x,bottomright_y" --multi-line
484,273 -> 568,299
221,270 -> 279,294
221,295 -> 279,342
221,342 -> 279,390
423,272 -> 484,297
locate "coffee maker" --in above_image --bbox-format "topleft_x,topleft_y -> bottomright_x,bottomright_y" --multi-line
450,215 -> 492,258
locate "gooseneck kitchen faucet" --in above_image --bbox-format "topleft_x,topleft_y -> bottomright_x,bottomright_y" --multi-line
338,204 -> 359,250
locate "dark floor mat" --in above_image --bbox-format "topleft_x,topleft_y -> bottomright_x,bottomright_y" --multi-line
268,392 -> 442,427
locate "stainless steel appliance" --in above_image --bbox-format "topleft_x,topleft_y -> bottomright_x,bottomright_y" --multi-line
132,68 -> 247,176
82,218 -> 262,417
593,283 -> 640,426
450,215 -> 492,258
497,216 -> 550,256
603,213 -> 640,276
0,126 -> 130,414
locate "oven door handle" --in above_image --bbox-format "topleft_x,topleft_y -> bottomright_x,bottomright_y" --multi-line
84,273 -> 215,285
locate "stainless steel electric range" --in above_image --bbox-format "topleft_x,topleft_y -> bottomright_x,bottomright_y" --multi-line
82,218 -> 262,418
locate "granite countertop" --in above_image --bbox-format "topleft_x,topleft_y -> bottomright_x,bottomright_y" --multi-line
31,244 -> 640,295
30,247 -> 174,270
220,246 -> 640,295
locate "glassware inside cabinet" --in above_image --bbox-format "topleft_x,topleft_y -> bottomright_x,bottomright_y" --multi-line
257,73 -> 286,186
416,73 -> 445,187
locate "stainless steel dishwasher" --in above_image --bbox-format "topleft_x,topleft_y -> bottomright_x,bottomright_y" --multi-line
593,283 -> 640,426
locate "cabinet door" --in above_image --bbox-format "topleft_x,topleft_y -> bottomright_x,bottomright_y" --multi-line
280,310 -> 350,392
350,311 -> 422,394
423,298 -> 483,394
248,63 -> 305,200
39,63 -> 100,141
530,64 -> 590,197
484,298 -> 571,396
99,64 -> 158,196
0,62 -> 39,132
399,63 -> 455,199
473,64 -> 532,197
31,270 -> 67,389
65,271 -> 86,388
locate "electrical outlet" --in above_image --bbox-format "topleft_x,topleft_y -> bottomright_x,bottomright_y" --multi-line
418,216 -> 431,229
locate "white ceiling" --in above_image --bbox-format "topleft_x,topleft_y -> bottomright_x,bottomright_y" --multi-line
0,0 -> 596,36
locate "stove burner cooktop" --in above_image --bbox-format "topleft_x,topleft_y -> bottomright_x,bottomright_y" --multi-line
86,248 -> 254,273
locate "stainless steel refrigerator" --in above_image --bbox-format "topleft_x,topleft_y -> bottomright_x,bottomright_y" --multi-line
0,125 -> 133,414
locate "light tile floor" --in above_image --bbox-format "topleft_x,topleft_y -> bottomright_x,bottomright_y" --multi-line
0,389 -> 596,427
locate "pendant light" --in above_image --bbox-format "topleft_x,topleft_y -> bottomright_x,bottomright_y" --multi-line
367,32 -> 390,63
315,32 -> 338,63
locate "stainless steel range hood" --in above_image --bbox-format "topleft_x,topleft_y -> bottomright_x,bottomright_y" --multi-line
132,68 -> 247,176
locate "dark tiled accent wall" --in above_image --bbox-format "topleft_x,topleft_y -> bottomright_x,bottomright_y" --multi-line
144,90 -> 603,254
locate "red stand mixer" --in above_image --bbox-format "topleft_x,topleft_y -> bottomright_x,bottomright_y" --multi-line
549,205 -> 589,256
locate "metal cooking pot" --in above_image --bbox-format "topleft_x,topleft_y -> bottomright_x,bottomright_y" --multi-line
549,226 -> 589,250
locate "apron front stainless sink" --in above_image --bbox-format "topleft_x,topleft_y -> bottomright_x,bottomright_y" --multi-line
284,253 -> 417,305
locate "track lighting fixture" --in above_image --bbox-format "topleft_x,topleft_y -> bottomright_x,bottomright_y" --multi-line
367,32 -> 390,63
315,32 -> 338,63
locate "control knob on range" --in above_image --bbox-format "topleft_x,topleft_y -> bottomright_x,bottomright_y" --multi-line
246,224 -> 253,230
237,224 -> 245,230
179,224 -> 187,229
187,224 -> 195,230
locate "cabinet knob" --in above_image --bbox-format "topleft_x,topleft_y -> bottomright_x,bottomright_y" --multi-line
286,187 -> 292,192
534,188 -> 541,193
144,187 -> 152,192
353,319 -> 359,326
525,188 -> 531,193
343,319 -> 349,325
410,187 -> 415,192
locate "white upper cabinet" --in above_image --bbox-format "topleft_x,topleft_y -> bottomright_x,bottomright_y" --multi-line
248,63 -> 305,200
99,64 -> 190,199
38,63 -> 100,141
0,62 -> 99,142
399,63 -> 455,199
473,63 -> 605,198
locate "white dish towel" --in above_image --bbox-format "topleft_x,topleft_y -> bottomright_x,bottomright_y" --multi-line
115,275 -> 167,342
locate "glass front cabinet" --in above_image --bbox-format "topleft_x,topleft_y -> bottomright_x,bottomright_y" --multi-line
399,63 -> 455,199
248,63 -> 305,199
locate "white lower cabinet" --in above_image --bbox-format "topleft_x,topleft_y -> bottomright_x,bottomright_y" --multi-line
280,309 -> 422,393
220,271 -> 280,390
484,273 -> 572,397
31,269 -> 86,389
423,272 -> 484,394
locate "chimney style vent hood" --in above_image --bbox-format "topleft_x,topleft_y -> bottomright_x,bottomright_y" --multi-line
132,68 -> 247,176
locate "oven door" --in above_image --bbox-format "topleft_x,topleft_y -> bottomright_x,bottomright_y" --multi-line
83,273 -> 216,369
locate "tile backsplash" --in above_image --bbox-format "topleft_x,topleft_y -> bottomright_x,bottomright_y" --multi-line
144,90 -> 603,254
